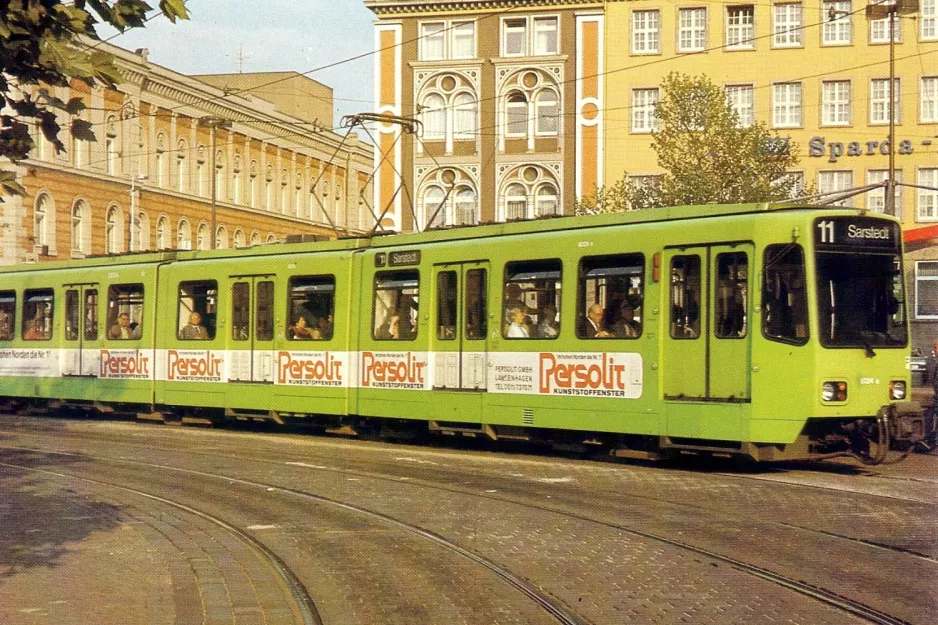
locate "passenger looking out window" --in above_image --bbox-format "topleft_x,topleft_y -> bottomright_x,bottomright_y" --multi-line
0,292 -> 16,340
762,244 -> 808,343
670,256 -> 700,339
180,312 -> 208,340
374,271 -> 419,340
107,284 -> 144,340
502,260 -> 562,340
22,289 -> 53,341
578,254 -> 644,339
177,281 -> 217,340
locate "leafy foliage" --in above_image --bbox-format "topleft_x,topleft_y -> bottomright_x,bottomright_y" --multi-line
577,73 -> 803,213
1,0 -> 188,197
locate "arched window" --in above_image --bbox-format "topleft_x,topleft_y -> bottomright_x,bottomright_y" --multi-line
265,165 -> 274,211
250,230 -> 261,246
454,187 -> 477,226
505,183 -> 528,220
176,139 -> 188,192
155,133 -> 167,187
156,215 -> 169,250
71,203 -> 83,254
535,183 -> 559,216
106,205 -> 122,254
136,211 -> 150,251
535,90 -> 560,135
233,228 -> 246,248
215,225 -> 228,250
422,93 -> 446,140
34,194 -> 50,248
453,92 -> 477,139
506,92 -> 528,136
266,233 -> 277,244
196,222 -> 209,250
424,186 -> 446,228
214,149 -> 226,200
177,219 -> 192,250
196,144 -> 207,197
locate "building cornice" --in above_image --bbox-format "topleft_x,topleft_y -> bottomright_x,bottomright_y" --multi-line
364,0 -> 603,16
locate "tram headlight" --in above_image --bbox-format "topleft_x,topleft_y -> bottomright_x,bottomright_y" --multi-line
889,380 -> 906,400
822,381 -> 847,402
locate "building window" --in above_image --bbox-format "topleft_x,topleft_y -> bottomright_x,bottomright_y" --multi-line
725,6 -> 755,49
502,16 -> 558,56
867,170 -> 904,216
506,92 -> 528,136
452,21 -> 476,59
176,139 -> 187,192
249,160 -> 258,208
921,76 -> 938,122
535,184 -> 559,217
632,88 -> 659,133
822,0 -> 852,45
534,90 -> 559,135
818,170 -> 854,207
420,22 -> 445,60
251,231 -> 261,246
156,216 -> 169,250
34,193 -> 49,249
923,0 -> 937,40
453,187 -> 477,226
726,84 -> 754,127
421,93 -> 446,140
233,229 -> 245,248
870,78 -> 900,124
105,115 -> 119,176
71,203 -> 83,254
177,219 -> 191,250
215,226 -> 228,250
821,80 -> 851,126
678,8 -> 707,52
915,261 -> 938,318
265,165 -> 274,210
870,1 -> 901,43
505,183 -> 528,220
453,92 -> 477,139
632,10 -> 661,54
424,186 -> 446,228
773,3 -> 803,47
106,205 -> 121,254
280,168 -> 288,214
918,168 -> 938,221
197,222 -> 209,250
772,82 -> 802,127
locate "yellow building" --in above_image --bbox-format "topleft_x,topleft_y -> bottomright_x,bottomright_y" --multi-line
1,42 -> 374,266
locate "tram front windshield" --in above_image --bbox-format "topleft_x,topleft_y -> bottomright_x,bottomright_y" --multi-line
814,217 -> 906,349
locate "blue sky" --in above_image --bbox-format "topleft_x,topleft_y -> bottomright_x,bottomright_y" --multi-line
100,0 -> 377,125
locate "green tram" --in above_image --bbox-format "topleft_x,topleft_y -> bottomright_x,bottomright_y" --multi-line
0,203 -> 929,464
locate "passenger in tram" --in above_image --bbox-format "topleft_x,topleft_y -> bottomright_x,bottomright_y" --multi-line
535,304 -> 559,338
583,304 -> 612,338
109,312 -> 140,339
0,312 -> 12,340
506,307 -> 529,338
180,312 -> 209,340
290,316 -> 314,339
612,301 -> 640,338
23,318 -> 45,340
376,310 -> 401,339
318,314 -> 334,340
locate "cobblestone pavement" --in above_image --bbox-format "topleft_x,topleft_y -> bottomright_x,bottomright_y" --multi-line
1,415 -> 936,625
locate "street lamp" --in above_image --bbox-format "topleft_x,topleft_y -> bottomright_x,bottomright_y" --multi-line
865,0 -> 919,216
199,116 -> 232,248
129,174 -> 147,252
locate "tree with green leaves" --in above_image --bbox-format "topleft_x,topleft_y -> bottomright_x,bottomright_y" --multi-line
1,0 -> 188,197
578,73 -> 802,213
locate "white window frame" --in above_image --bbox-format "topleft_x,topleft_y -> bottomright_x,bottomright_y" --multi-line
918,167 -> 938,222
533,16 -> 559,55
535,183 -> 559,217
821,80 -> 851,126
631,88 -> 660,133
818,170 -> 855,207
772,82 -> 803,128
502,15 -> 559,57
506,92 -> 529,137
923,0 -> 937,40
866,169 -> 903,215
534,89 -> 560,136
453,92 -> 477,140
678,8 -> 708,52
870,0 -> 901,43
921,76 -> 938,123
726,84 -> 754,127
725,5 -> 755,50
870,78 -> 901,125
420,22 -> 446,61
451,21 -> 476,59
421,93 -> 446,141
502,17 -> 528,57
915,261 -> 938,319
773,3 -> 803,48
822,0 -> 852,45
632,10 -> 661,54
504,183 -> 528,220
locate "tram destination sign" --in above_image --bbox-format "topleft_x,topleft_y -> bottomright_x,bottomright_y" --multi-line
814,217 -> 900,251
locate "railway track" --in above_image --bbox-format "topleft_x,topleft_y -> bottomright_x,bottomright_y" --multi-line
0,432 -> 923,625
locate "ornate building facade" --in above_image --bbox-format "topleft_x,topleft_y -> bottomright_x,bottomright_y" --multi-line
0,42 -> 373,265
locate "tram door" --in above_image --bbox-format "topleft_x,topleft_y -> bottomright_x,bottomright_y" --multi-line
431,262 -> 489,390
227,276 -> 275,383
662,244 -> 752,402
62,285 -> 99,376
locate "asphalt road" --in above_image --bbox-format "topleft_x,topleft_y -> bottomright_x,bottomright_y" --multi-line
0,415 -> 935,625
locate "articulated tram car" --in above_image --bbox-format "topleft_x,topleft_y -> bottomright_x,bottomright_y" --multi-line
0,204 -> 928,463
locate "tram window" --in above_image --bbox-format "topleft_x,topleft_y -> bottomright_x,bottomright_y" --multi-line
232,282 -> 250,341
0,291 -> 15,341
288,276 -> 335,341
22,289 -> 54,341
65,290 -> 79,340
84,290 -> 98,340
256,281 -> 274,341
577,254 -> 644,340
177,280 -> 217,340
374,271 -> 419,340
466,269 -> 487,340
107,284 -> 144,340
670,256 -> 701,339
762,244 -> 808,344
437,271 -> 457,340
715,253 -> 748,339
503,260 -> 562,340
